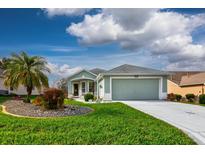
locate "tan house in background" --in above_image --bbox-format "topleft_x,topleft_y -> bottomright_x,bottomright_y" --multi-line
0,68 -> 40,95
168,71 -> 205,96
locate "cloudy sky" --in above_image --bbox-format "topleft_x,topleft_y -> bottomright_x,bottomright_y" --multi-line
1,8 -> 205,84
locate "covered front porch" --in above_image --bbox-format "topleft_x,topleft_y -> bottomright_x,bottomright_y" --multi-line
70,78 -> 96,98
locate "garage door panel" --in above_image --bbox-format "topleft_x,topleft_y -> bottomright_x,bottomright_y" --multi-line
112,79 -> 159,100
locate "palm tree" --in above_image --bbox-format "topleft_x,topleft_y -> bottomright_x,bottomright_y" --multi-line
0,58 -> 9,70
3,52 -> 50,103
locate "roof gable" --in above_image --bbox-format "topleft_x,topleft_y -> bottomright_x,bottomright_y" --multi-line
67,69 -> 97,81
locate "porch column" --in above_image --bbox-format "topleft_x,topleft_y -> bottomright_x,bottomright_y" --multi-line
97,79 -> 99,99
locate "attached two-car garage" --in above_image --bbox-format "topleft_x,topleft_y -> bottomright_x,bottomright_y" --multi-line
112,78 -> 160,100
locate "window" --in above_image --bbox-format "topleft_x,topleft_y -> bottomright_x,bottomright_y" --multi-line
82,82 -> 85,93
89,82 -> 94,93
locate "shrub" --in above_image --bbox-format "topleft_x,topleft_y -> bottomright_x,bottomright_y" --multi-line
185,94 -> 195,102
167,93 -> 176,101
32,96 -> 43,106
93,96 -> 97,101
84,93 -> 94,102
43,88 -> 65,109
199,94 -> 205,104
175,94 -> 182,101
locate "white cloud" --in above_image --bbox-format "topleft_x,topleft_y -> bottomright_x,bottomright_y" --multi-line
102,8 -> 158,31
67,9 -> 205,70
67,14 -> 122,45
43,8 -> 92,17
47,62 -> 82,77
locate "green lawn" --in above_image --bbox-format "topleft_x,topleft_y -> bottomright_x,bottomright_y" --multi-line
0,96 -> 10,104
0,99 -> 195,145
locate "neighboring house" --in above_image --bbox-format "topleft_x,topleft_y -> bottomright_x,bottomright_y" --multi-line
168,71 -> 205,96
0,68 -> 9,95
67,64 -> 169,101
0,68 -> 40,95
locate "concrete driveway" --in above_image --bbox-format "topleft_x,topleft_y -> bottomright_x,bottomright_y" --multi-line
122,100 -> 205,144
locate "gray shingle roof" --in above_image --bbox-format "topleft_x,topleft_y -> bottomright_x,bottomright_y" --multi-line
90,68 -> 106,75
102,64 -> 169,75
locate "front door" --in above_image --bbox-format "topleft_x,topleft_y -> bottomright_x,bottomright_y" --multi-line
73,84 -> 79,96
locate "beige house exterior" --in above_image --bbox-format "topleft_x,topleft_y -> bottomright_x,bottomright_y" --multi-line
0,69 -> 40,95
168,72 -> 205,97
168,80 -> 204,97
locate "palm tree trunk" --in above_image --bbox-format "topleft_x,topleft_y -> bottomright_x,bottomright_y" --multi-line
26,87 -> 32,103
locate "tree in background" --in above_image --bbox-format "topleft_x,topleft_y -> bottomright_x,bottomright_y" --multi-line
56,78 -> 68,97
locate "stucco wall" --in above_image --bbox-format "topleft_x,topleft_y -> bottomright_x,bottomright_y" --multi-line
1,78 -> 40,95
167,80 -> 204,96
10,86 -> 40,95
104,76 -> 110,93
163,76 -> 167,92
0,78 -> 8,91
98,79 -> 104,98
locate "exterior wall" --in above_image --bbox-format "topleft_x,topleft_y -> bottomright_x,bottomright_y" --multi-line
0,77 -> 40,95
162,76 -> 167,92
10,86 -> 40,95
102,75 -> 168,100
168,80 -> 204,97
0,78 -> 8,91
104,76 -> 110,93
68,80 -> 72,96
98,79 -> 104,99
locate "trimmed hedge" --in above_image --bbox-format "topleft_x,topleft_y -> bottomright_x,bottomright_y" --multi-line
175,94 -> 182,101
84,93 -> 94,102
199,94 -> 205,104
185,94 -> 195,102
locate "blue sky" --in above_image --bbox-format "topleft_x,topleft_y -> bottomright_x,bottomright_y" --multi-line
1,8 -> 205,84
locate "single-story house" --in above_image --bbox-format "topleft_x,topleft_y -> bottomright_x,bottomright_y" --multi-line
67,64 -> 169,101
168,71 -> 205,96
0,68 -> 40,95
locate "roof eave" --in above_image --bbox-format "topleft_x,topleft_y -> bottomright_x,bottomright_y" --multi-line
101,73 -> 170,76
180,83 -> 205,87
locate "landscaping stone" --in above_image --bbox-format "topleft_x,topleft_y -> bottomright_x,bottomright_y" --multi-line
3,100 -> 93,117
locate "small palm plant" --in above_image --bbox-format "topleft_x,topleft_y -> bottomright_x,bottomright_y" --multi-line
3,52 -> 50,103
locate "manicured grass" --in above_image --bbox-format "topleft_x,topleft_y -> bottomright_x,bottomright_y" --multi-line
0,96 -> 10,104
0,99 -> 195,145
0,95 -> 37,104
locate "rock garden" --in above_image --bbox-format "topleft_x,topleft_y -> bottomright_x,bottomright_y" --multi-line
2,88 -> 93,117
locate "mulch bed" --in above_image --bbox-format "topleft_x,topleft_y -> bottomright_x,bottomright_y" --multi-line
2,100 -> 93,117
